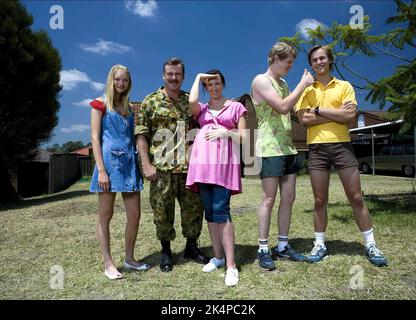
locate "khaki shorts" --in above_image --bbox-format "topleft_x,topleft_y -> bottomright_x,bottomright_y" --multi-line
308,142 -> 358,171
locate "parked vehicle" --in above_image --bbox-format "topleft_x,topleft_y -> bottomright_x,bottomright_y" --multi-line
358,144 -> 415,177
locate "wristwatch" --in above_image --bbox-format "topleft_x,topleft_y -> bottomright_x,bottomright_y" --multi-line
314,106 -> 320,115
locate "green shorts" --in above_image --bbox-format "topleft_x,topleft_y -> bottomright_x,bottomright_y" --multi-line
259,155 -> 304,179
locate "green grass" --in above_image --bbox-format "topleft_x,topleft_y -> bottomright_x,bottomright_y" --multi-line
0,174 -> 415,300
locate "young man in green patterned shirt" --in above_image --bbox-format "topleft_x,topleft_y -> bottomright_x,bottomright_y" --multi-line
251,42 -> 314,270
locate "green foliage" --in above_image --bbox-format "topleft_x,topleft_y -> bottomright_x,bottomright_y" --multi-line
279,0 -> 416,132
47,141 -> 85,154
385,0 -> 416,48
0,0 -> 62,201
46,143 -> 63,154
281,16 -> 380,60
366,59 -> 416,132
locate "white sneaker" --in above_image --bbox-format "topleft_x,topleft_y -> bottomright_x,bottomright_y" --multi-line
225,268 -> 239,287
202,257 -> 225,273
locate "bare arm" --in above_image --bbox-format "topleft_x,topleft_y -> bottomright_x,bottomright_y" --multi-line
317,102 -> 357,123
91,109 -> 105,172
231,116 -> 247,144
252,70 -> 314,115
298,102 -> 357,126
236,116 -> 247,144
204,115 -> 247,144
188,75 -> 202,118
297,109 -> 332,126
136,135 -> 157,181
91,106 -> 110,192
189,73 -> 220,118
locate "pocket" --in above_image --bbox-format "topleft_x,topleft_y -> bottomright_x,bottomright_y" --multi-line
110,150 -> 126,170
152,114 -> 176,130
149,169 -> 165,192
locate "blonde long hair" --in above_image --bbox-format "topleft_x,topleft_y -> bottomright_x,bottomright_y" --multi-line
105,64 -> 132,114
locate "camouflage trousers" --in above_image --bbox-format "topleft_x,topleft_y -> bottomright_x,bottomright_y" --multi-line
149,171 -> 204,241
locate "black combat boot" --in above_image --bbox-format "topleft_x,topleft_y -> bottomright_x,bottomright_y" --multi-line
183,238 -> 210,264
160,240 -> 173,272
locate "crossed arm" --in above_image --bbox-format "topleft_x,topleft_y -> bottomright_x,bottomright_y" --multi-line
297,101 -> 357,127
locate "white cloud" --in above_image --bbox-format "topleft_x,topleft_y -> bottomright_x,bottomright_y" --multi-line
91,82 -> 105,91
296,18 -> 326,39
61,124 -> 90,133
60,69 -> 105,92
125,0 -> 158,17
60,69 -> 89,90
73,99 -> 93,107
80,40 -> 133,55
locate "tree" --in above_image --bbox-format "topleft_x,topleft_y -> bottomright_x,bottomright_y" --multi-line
47,140 -> 85,154
46,143 -> 63,154
0,0 -> 62,202
47,141 -> 85,154
61,141 -> 85,153
280,0 -> 415,132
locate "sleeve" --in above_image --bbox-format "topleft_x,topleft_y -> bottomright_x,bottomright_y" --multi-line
295,89 -> 311,113
90,99 -> 106,114
195,102 -> 206,120
198,102 -> 206,112
134,98 -> 150,138
234,102 -> 247,124
343,82 -> 357,107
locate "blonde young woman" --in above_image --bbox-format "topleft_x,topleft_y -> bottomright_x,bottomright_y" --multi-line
90,65 -> 149,280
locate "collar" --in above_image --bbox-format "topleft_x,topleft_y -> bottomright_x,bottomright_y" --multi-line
207,99 -> 232,117
158,87 -> 188,104
314,76 -> 338,89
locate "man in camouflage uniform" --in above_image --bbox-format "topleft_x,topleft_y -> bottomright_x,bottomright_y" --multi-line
135,58 -> 209,272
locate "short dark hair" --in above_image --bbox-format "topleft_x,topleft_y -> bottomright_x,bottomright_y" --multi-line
307,45 -> 334,70
201,69 -> 226,92
163,57 -> 185,75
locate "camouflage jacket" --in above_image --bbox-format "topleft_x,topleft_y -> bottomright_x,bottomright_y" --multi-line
135,87 -> 199,173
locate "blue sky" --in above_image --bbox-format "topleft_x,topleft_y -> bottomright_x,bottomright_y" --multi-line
22,0 -> 413,146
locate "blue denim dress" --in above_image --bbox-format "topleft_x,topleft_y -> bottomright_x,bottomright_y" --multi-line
90,105 -> 143,193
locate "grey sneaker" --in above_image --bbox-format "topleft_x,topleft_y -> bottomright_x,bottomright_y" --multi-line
366,244 -> 388,267
306,242 -> 328,263
257,250 -> 276,270
271,245 -> 307,262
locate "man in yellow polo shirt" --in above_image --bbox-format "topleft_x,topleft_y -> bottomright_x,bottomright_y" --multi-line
296,45 -> 387,267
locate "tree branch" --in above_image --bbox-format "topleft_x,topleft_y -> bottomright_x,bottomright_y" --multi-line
373,44 -> 413,62
339,60 -> 374,89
